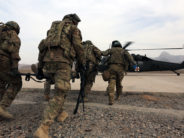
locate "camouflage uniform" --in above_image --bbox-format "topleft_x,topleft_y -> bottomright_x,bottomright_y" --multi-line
82,40 -> 101,101
0,21 -> 21,118
43,80 -> 51,100
31,63 -> 52,101
102,41 -> 135,105
37,40 -> 53,101
36,14 -> 85,128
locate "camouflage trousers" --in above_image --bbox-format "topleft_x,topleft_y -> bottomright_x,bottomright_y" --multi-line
107,64 -> 124,104
44,80 -> 51,96
0,81 -> 21,109
32,64 -> 52,97
42,62 -> 71,126
0,80 -> 7,102
0,55 -> 22,109
84,68 -> 98,98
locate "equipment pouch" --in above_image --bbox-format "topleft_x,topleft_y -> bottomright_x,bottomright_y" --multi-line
102,70 -> 110,81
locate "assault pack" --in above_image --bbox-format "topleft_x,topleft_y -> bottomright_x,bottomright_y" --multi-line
84,44 -> 95,62
83,41 -> 99,64
109,47 -> 126,65
44,20 -> 64,48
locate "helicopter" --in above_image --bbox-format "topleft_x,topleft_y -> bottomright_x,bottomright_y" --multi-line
99,42 -> 184,76
129,54 -> 184,76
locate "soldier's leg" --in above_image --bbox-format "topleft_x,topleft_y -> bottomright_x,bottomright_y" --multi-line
116,73 -> 124,100
0,80 -> 7,101
43,69 -> 71,125
84,82 -> 93,94
84,82 -> 93,102
116,81 -> 122,100
34,66 -> 71,138
0,56 -> 11,102
107,79 -> 116,105
44,80 -> 51,101
84,71 -> 97,102
34,91 -> 67,138
0,78 -> 22,119
0,81 -> 22,108
0,85 -> 16,109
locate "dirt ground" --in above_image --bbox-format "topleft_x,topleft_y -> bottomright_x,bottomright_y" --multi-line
0,71 -> 184,137
0,90 -> 184,138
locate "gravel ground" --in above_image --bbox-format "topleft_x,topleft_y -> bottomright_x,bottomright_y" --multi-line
0,90 -> 184,138
68,90 -> 184,110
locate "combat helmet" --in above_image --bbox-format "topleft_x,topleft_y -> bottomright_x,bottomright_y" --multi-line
63,13 -> 81,23
85,40 -> 92,45
82,40 -> 92,46
112,40 -> 122,48
6,21 -> 20,34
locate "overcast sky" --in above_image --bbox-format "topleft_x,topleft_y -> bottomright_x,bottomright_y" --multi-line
1,0 -> 184,64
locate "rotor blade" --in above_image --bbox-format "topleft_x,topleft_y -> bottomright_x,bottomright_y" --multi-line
123,41 -> 134,49
127,47 -> 184,51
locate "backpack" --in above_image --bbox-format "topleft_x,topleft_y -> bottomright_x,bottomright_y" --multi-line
102,70 -> 110,81
0,22 -> 5,36
44,21 -> 64,48
109,47 -> 126,65
84,44 -> 96,64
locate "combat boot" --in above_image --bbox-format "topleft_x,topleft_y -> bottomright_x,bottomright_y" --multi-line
57,111 -> 68,122
33,124 -> 50,138
109,101 -> 113,105
0,106 -> 13,119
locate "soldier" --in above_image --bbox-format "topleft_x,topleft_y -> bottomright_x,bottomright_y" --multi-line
82,40 -> 101,101
33,13 -> 85,138
102,40 -> 136,105
0,21 -> 22,119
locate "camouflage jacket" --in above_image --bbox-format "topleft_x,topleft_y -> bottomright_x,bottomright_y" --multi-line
102,47 -> 135,66
38,18 -> 85,69
83,42 -> 101,65
0,30 -> 21,69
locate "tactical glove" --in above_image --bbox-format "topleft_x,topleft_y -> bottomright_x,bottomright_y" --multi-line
36,68 -> 44,80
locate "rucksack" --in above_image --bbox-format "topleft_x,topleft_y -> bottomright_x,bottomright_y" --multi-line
0,22 -> 5,35
0,22 -> 7,45
84,44 -> 97,64
109,47 -> 126,65
44,21 -> 64,48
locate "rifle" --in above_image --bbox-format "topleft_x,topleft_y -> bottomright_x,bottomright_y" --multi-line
71,71 -> 80,83
20,73 -> 45,82
73,66 -> 86,114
